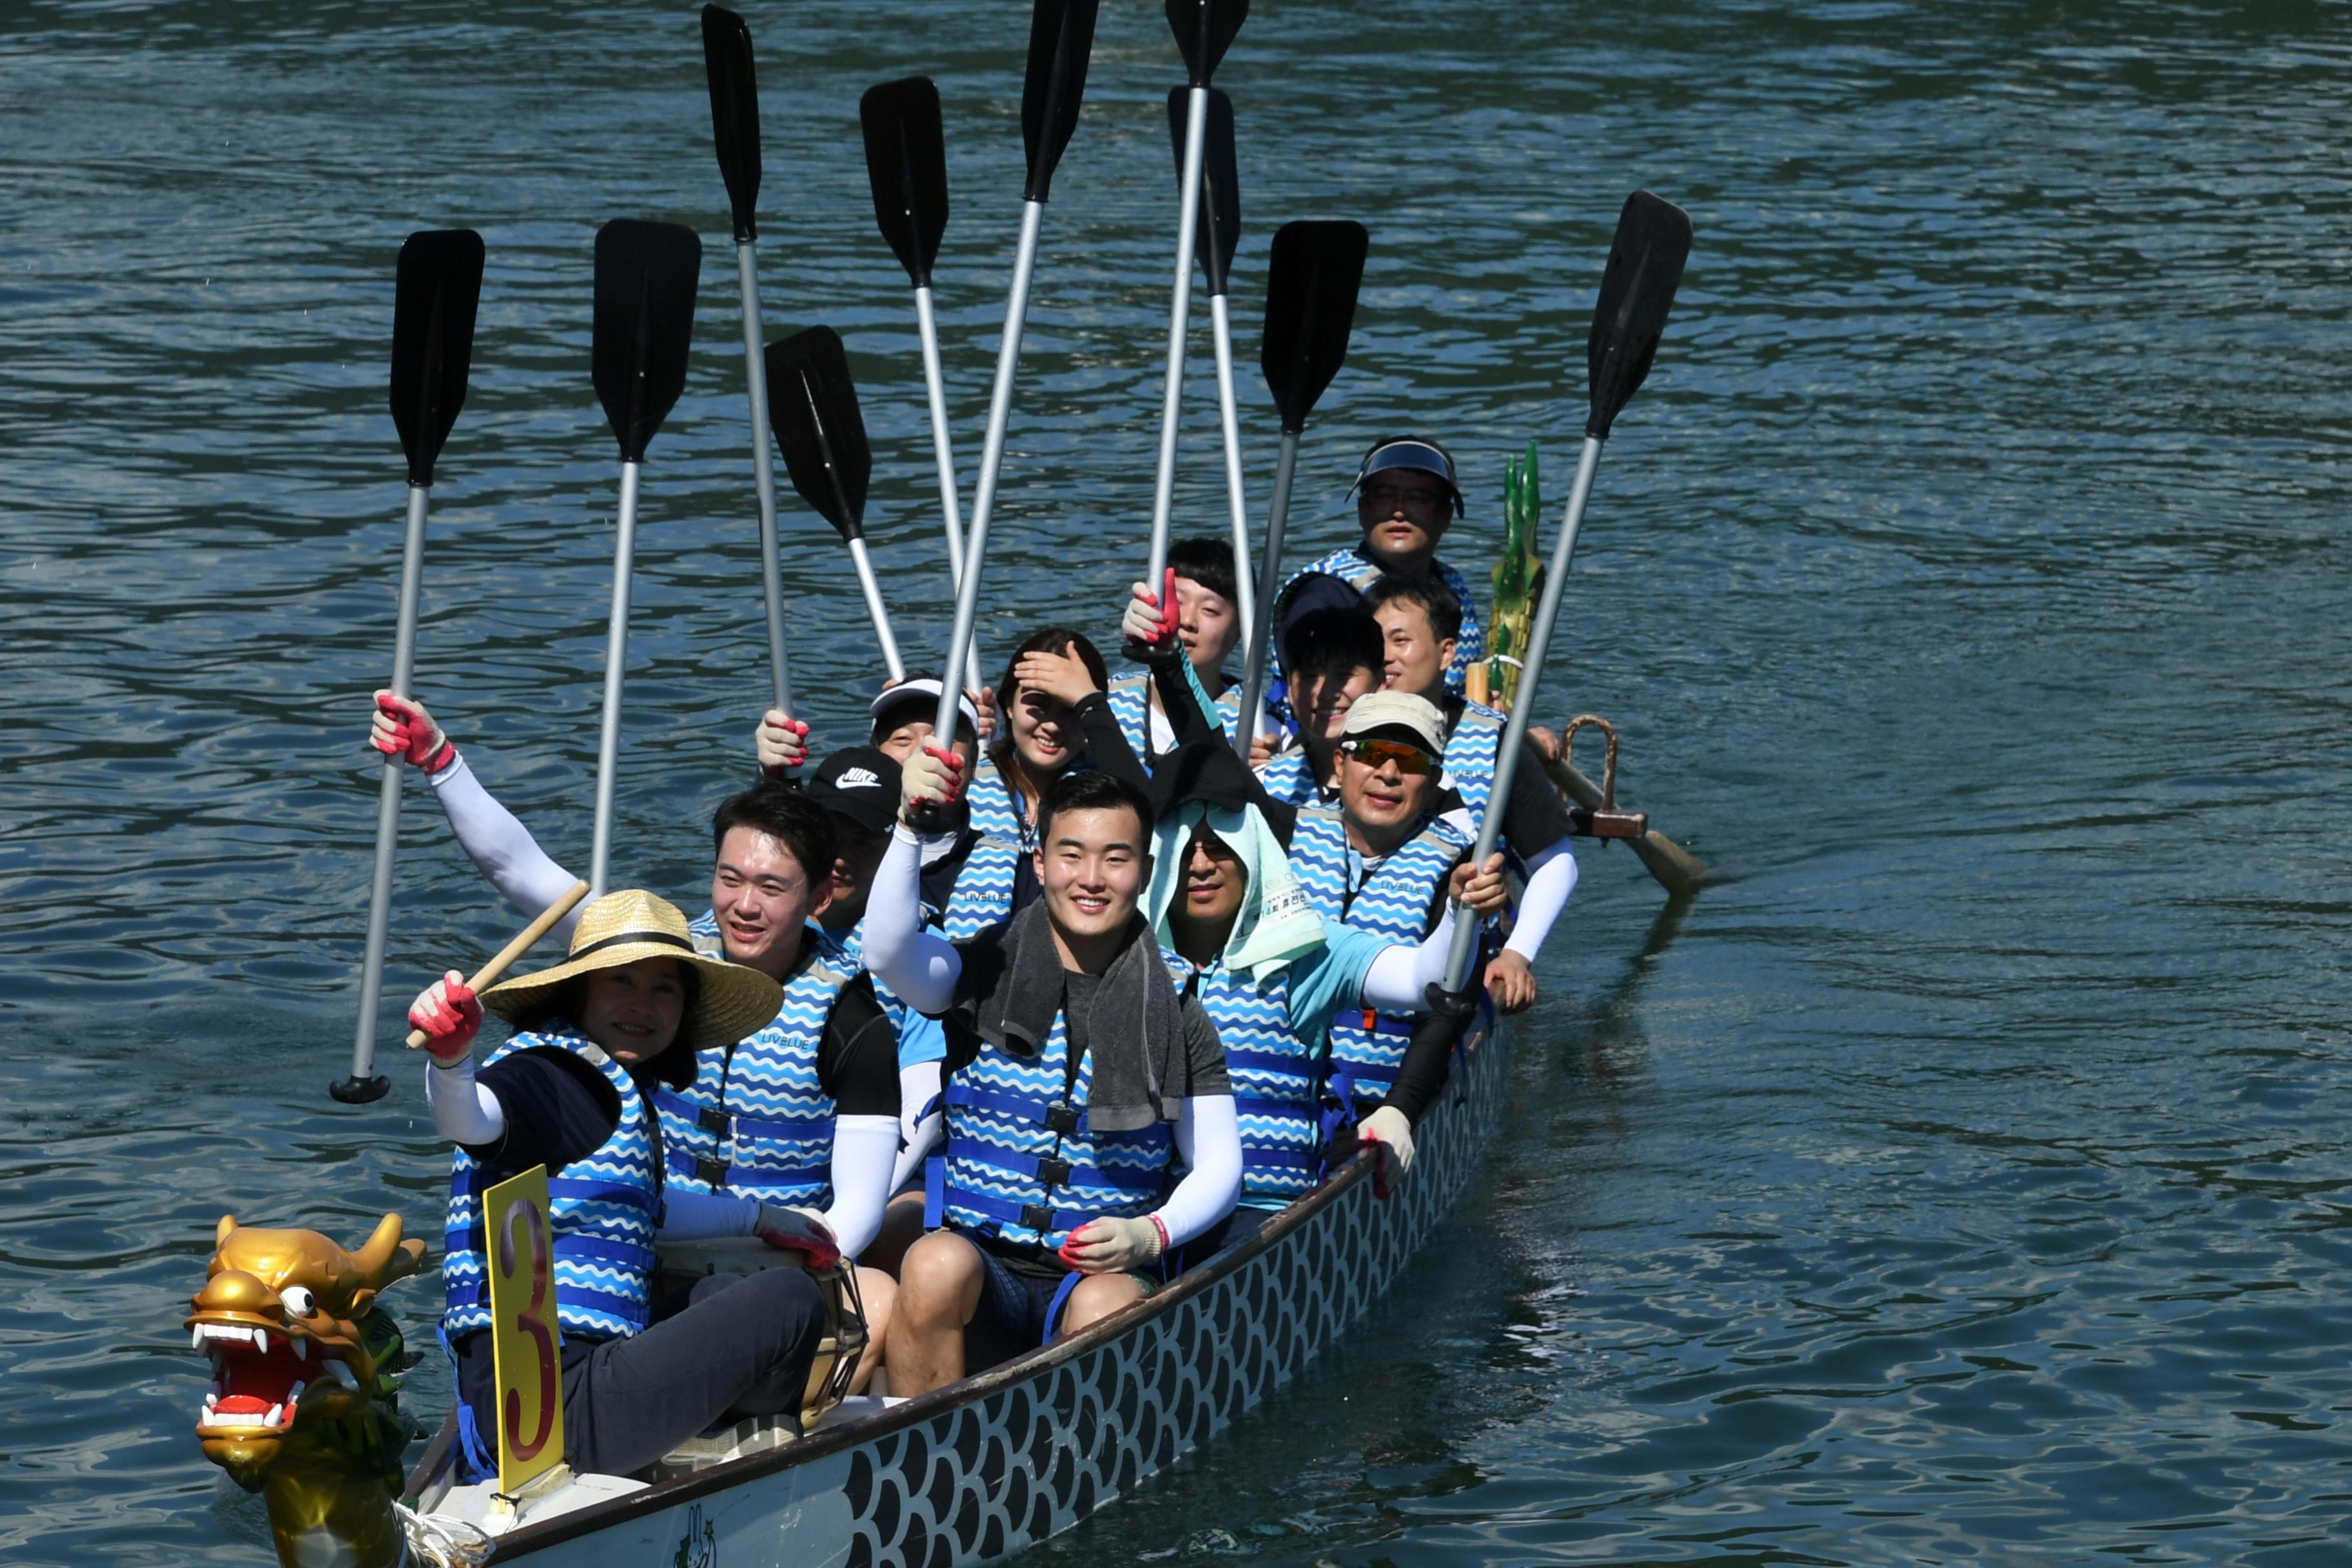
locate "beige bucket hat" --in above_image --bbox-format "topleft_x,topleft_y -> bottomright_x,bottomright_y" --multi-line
478,889 -> 782,1050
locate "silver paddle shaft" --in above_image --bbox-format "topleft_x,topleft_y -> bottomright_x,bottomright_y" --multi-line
1440,433 -> 1603,993
934,199 -> 1043,740
347,481 -> 431,1084
914,283 -> 980,682
737,239 -> 793,716
1144,85 -> 1210,594
591,460 -> 642,899
1231,426 -> 1298,762
846,535 -> 906,683
1206,289 -> 1254,665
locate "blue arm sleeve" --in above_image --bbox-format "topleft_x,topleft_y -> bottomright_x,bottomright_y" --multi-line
1282,922 -> 1387,1039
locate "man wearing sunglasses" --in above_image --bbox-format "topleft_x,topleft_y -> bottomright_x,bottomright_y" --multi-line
1360,574 -> 1578,1017
1284,692 -> 1500,1118
1268,437 -> 1487,704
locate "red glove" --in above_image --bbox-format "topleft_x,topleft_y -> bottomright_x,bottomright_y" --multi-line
407,970 -> 482,1064
1121,569 -> 1181,652
754,1204 -> 841,1271
372,691 -> 456,774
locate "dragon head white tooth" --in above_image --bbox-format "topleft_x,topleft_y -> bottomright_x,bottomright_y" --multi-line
290,1337 -> 306,1360
265,1403 -> 284,1428
253,1330 -> 268,1357
193,1327 -> 204,1351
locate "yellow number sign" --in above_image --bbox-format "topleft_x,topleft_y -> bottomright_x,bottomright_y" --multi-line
484,1165 -> 564,1495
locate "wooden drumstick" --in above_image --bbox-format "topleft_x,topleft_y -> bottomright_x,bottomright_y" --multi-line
404,880 -> 592,1050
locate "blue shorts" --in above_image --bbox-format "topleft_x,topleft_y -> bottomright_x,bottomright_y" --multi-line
966,1243 -> 1069,1371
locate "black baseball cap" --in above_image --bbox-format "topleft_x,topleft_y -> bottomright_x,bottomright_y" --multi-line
804,746 -> 900,838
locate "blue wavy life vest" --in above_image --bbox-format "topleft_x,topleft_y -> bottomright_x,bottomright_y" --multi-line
442,1030 -> 659,1343
1104,668 -> 1242,762
934,950 -> 1193,1250
1271,545 -> 1485,696
942,754 -> 1032,940
1288,808 -> 1467,1103
660,921 -> 854,1207
1191,957 -> 1322,1204
1255,743 -> 1324,808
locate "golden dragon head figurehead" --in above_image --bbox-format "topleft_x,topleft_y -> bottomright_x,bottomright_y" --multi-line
187,1213 -> 426,1489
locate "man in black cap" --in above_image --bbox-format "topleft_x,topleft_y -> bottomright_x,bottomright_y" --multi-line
1268,436 -> 1486,701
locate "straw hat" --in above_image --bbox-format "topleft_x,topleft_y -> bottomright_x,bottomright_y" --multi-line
478,889 -> 783,1051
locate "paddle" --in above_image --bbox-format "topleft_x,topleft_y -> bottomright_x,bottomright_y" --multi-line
1429,190 -> 1692,1010
765,326 -> 906,681
1167,85 -> 1254,663
1145,0 -> 1249,598
401,881 -> 592,1052
589,219 -> 701,897
701,4 -> 794,719
930,0 -> 1101,743
859,76 -> 977,676
1230,219 -> 1368,762
335,228 -> 485,1106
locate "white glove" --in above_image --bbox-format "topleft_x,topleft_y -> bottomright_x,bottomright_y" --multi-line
1358,1104 -> 1415,1197
754,1204 -> 839,1269
754,709 -> 810,778
899,745 -> 965,823
1058,1215 -> 1164,1274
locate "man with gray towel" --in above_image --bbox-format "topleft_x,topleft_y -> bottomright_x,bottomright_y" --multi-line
863,758 -> 1241,1393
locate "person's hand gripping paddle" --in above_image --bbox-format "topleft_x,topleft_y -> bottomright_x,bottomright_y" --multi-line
1144,0 -> 1248,598
859,75 -> 979,682
765,325 -> 907,682
1427,190 -> 1694,1015
701,5 -> 796,718
1230,219 -> 1368,763
926,0 -> 1102,747
334,228 -> 484,1106
1166,84 -> 1253,661
588,219 -> 700,897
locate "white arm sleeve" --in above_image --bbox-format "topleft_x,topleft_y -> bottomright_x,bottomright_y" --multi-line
865,827 -> 963,1014
656,1187 -> 760,1240
1152,1095 -> 1240,1248
1503,843 -> 1578,963
427,753 -> 585,943
424,1057 -> 506,1147
1355,896 -> 1465,1011
821,1114 -> 901,1260
891,1063 -> 945,1194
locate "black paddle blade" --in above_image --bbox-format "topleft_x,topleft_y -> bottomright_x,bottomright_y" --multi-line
1021,0 -> 1101,203
860,77 -> 950,288
592,220 -> 701,464
1165,0 -> 1247,88
764,326 -> 872,543
1585,190 -> 1692,440
1260,219 -> 1368,433
702,5 -> 761,243
389,228 -> 485,487
1168,86 -> 1240,296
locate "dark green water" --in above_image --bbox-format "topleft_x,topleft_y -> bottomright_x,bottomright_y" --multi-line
6,1 -> 2349,1563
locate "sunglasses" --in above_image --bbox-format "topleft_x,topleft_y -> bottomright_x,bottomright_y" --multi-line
1340,738 -> 1435,775
1360,483 -> 1447,511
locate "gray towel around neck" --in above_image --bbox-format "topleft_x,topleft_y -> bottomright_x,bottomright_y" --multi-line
970,896 -> 1191,1133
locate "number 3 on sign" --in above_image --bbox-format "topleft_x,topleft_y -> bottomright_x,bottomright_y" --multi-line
485,1164 -> 565,1495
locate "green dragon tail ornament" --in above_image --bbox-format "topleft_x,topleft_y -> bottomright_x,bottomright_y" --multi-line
1487,441 -> 1544,711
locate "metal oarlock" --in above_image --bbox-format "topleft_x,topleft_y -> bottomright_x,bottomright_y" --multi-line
1554,714 -> 1649,841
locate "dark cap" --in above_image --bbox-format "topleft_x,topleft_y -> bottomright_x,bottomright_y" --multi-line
1349,435 -> 1464,518
805,746 -> 901,839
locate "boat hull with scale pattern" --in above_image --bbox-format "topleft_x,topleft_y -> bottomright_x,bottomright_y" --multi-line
402,1000 -> 1509,1566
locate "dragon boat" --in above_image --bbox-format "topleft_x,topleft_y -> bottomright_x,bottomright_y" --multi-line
188,999 -> 1507,1567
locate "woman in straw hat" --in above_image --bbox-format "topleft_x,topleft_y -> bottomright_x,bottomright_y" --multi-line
407,888 -> 843,1481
